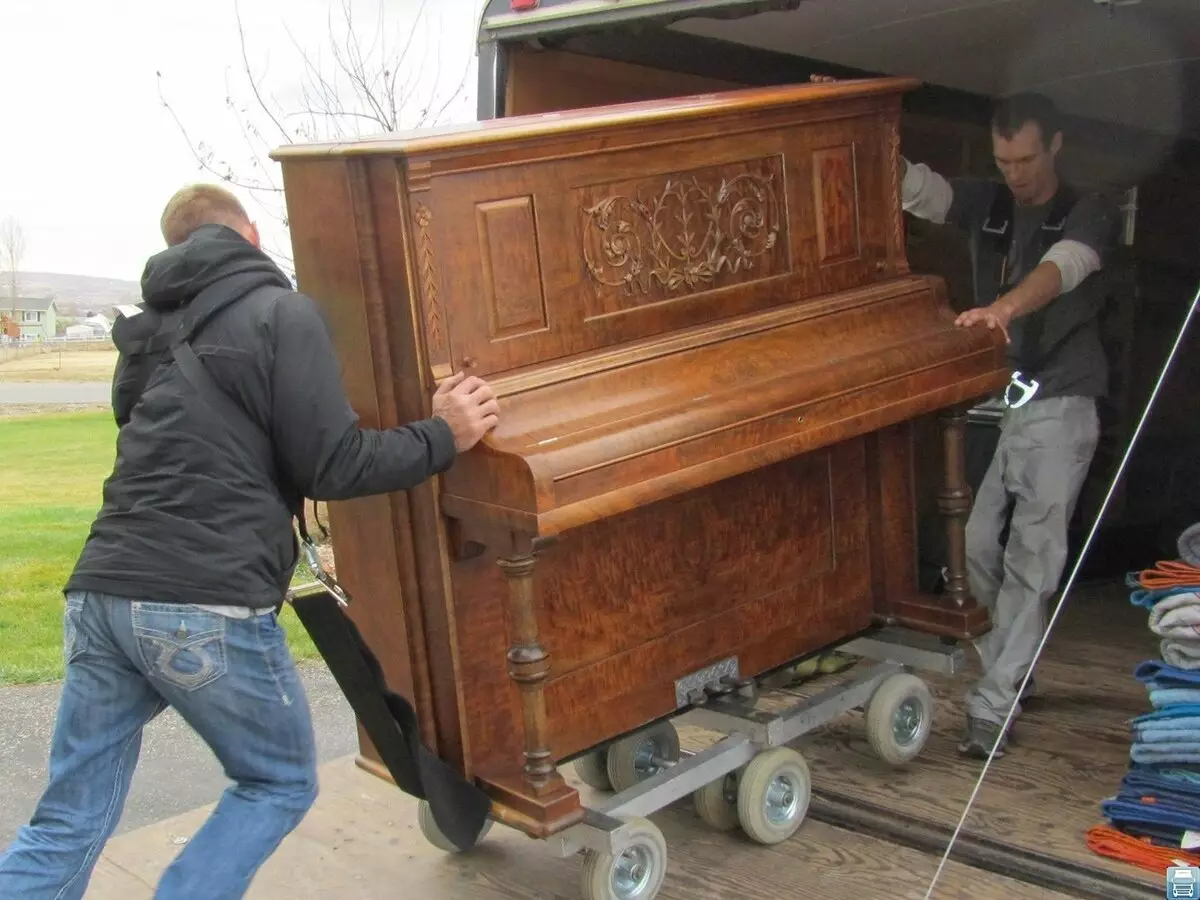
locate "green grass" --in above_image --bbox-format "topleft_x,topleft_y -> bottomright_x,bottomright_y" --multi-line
0,410 -> 319,684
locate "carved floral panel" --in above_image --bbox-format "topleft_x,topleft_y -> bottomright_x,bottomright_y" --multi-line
576,155 -> 790,318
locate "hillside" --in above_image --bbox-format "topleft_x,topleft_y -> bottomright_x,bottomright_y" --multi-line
1,271 -> 141,318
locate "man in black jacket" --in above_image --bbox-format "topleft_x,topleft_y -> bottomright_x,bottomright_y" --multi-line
0,184 -> 499,899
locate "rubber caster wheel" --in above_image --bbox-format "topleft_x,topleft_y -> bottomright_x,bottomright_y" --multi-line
736,747 -> 811,845
580,816 -> 668,900
605,723 -> 680,794
864,672 -> 934,765
574,750 -> 613,791
693,768 -> 742,831
417,798 -> 491,853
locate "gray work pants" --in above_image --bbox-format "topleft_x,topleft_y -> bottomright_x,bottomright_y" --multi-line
964,394 -> 1100,726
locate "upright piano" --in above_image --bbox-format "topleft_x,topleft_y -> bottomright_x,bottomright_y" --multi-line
272,76 -> 1009,838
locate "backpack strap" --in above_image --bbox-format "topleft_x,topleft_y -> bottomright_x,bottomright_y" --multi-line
168,282 -> 323,550
983,181 -> 1085,377
1013,183 -> 1083,376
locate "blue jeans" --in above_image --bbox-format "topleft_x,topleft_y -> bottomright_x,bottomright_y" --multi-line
0,591 -> 318,899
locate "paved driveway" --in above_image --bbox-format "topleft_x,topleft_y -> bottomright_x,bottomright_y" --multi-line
0,382 -> 111,404
0,663 -> 357,848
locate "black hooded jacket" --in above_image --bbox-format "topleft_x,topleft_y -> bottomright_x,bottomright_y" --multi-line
66,224 -> 458,608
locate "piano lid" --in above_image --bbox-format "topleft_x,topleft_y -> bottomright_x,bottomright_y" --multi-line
439,274 -> 1009,537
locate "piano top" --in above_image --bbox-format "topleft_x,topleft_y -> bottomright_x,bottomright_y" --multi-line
269,76 -> 920,163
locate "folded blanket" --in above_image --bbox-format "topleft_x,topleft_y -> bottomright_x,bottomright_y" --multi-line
1124,768 -> 1200,800
1131,746 -> 1200,765
1147,591 -> 1200,637
1131,585 -> 1200,610
1164,640 -> 1200,670
1103,794 -> 1200,831
1107,788 -> 1200,822
1150,688 -> 1200,708
1135,705 -> 1200,723
1136,559 -> 1200,591
1133,730 -> 1200,748
1086,824 -> 1200,877
1135,660 -> 1200,688
1130,765 -> 1200,786
1180,522 -> 1200,568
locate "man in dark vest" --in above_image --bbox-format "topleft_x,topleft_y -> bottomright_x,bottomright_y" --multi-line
901,93 -> 1119,758
0,183 -> 501,898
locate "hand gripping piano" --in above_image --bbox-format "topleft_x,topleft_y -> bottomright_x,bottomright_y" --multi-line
273,76 -> 1009,898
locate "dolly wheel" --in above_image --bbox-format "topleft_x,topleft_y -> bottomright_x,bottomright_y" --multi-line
864,673 -> 934,765
417,799 -> 491,853
574,750 -> 613,791
605,723 -> 681,794
693,769 -> 742,832
580,816 -> 668,900
736,747 -> 812,845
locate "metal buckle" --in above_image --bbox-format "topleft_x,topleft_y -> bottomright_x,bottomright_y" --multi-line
1003,370 -> 1040,409
294,529 -> 351,609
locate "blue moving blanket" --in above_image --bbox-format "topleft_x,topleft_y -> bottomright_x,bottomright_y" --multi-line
1136,660 -> 1200,688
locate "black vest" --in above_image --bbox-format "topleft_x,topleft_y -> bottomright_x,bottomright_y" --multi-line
978,181 -> 1080,375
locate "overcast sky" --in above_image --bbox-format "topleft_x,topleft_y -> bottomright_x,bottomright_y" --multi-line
1,0 -> 486,281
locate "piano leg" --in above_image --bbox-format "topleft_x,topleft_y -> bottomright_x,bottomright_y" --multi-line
886,405 -> 991,639
483,534 -> 583,833
497,545 -> 558,789
937,404 -> 975,612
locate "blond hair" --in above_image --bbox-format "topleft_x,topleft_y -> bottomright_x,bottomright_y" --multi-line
159,183 -> 251,246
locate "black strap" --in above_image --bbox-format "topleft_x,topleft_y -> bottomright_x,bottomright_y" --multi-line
982,182 -> 1082,375
168,282 -> 311,538
171,288 -> 491,845
288,587 -> 491,852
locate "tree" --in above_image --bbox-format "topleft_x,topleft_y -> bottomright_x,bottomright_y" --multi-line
0,215 -> 25,322
156,0 -> 473,275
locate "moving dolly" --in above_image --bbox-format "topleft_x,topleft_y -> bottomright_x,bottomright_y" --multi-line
415,626 -> 965,900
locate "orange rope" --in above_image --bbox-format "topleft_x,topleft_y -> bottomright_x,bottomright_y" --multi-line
1137,559 -> 1200,590
1086,824 -> 1200,877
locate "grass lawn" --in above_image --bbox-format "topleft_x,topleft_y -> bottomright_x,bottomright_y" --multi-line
0,349 -> 119,383
0,410 -> 319,685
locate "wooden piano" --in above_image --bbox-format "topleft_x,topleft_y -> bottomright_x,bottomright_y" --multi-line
272,77 -> 1010,840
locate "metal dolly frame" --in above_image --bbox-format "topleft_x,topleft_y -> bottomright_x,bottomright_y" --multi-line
417,627 -> 965,900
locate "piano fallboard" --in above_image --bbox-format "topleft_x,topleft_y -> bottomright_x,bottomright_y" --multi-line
441,273 -> 1008,535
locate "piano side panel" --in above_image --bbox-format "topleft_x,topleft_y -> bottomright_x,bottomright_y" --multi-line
425,103 -> 897,378
278,157 -> 444,761
448,439 -> 877,775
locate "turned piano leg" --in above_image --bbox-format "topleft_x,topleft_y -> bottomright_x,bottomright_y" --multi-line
937,405 -> 974,611
497,545 -> 561,795
886,405 -> 990,639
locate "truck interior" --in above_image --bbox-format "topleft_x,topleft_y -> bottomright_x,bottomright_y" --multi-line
471,2 -> 1200,897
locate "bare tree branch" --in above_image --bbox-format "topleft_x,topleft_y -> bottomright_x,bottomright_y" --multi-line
155,0 -> 473,280
0,216 -> 27,319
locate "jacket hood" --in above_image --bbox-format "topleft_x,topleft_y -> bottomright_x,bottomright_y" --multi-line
139,224 -> 292,312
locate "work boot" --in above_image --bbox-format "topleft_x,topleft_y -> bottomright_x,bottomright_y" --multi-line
1019,677 -> 1038,705
957,716 -> 1011,759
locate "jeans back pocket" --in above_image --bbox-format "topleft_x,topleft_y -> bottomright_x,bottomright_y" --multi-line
131,603 -> 229,692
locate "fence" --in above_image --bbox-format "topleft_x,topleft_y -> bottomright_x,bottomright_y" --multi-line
0,335 -> 115,365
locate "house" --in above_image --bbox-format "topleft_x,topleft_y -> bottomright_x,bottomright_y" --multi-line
5,296 -> 59,341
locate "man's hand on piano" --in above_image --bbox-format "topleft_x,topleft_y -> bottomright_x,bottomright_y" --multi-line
954,304 -> 1012,344
432,371 -> 501,452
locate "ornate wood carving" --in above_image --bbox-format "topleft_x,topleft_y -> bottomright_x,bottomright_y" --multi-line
580,157 -> 786,304
413,202 -> 449,367
886,118 -> 910,275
